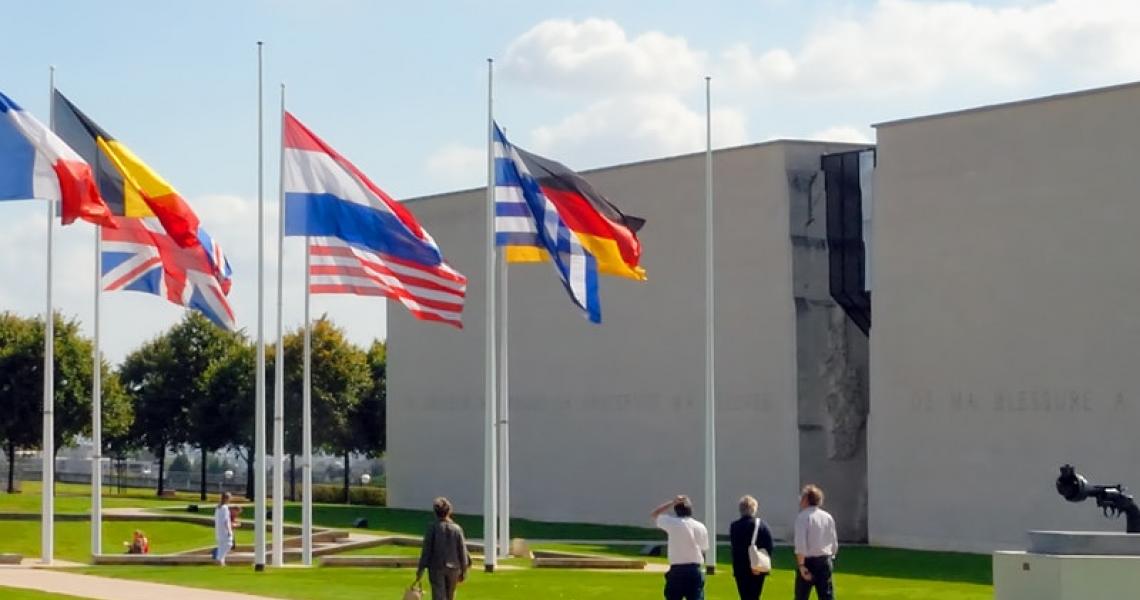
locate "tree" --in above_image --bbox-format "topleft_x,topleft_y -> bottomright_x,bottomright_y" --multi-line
0,312 -> 128,493
0,313 -> 40,493
203,337 -> 256,499
355,340 -> 387,458
164,312 -> 246,500
287,317 -> 370,503
120,332 -> 184,496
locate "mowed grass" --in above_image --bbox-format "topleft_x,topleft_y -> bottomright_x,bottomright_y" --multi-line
0,519 -> 256,562
235,502 -> 663,541
78,563 -> 992,600
0,587 -> 93,600
0,481 -> 222,514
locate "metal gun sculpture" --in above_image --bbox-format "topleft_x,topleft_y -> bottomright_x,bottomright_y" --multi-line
1056,464 -> 1140,534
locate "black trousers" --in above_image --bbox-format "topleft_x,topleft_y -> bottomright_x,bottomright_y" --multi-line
664,563 -> 705,600
732,572 -> 767,600
794,556 -> 834,600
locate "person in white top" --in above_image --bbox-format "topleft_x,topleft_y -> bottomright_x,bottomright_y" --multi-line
214,492 -> 235,566
793,484 -> 838,600
652,495 -> 710,600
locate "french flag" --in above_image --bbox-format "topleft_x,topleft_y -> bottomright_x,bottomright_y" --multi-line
282,112 -> 467,328
0,90 -> 112,226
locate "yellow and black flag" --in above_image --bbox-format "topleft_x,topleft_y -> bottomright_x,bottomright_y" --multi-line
51,91 -> 200,248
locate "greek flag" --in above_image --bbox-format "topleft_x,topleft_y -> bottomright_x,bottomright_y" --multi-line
494,122 -> 600,322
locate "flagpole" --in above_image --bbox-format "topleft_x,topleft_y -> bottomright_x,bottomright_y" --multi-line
301,238 -> 313,566
272,82 -> 286,568
91,226 -> 103,558
703,75 -> 717,575
42,65 -> 56,566
254,40 -> 268,572
497,242 -> 509,558
483,57 -> 498,573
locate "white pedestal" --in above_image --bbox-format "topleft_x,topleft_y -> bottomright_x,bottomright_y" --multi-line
994,551 -> 1140,600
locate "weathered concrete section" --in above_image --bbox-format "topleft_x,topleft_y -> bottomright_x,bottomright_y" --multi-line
788,149 -> 870,543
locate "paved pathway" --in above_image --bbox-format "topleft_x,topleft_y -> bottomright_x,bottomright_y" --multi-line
0,566 -> 278,600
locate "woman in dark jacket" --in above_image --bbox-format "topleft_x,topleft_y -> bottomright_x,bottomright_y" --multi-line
415,497 -> 472,600
729,495 -> 775,600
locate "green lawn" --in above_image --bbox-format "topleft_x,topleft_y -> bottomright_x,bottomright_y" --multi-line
77,563 -> 992,600
0,587 -> 92,600
3,481 -> 994,599
1,481 -> 224,514
0,519 -> 255,562
234,502 -> 663,540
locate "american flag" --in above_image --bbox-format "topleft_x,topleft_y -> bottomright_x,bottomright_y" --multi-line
282,112 -> 467,328
308,236 -> 466,329
101,216 -> 236,330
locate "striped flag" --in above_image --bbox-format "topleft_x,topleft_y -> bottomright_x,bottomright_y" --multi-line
282,112 -> 467,328
101,216 -> 236,330
0,90 -> 113,225
494,123 -> 648,322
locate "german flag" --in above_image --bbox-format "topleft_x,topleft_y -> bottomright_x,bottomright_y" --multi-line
51,91 -> 200,248
504,146 -> 646,281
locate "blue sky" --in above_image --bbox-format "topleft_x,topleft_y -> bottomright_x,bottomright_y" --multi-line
2,0 -> 1139,361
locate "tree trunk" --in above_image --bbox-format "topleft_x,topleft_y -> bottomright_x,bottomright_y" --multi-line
6,442 -> 15,493
343,451 -> 350,504
156,446 -> 166,496
245,451 -> 254,500
289,454 -> 296,501
199,445 -> 208,501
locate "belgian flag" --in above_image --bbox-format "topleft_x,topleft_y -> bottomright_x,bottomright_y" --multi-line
52,91 -> 200,248
509,147 -> 646,281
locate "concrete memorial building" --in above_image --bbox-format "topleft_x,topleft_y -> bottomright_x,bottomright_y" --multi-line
387,80 -> 1140,551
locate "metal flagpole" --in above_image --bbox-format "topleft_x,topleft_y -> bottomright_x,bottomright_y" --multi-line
497,246 -> 510,558
254,41 -> 268,572
703,76 -> 718,574
272,83 -> 286,568
301,238 -> 313,566
483,57 -> 499,572
91,226 -> 103,558
42,65 -> 56,566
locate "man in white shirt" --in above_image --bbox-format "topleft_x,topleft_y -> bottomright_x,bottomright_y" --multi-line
652,495 -> 710,600
214,492 -> 235,566
794,484 -> 838,600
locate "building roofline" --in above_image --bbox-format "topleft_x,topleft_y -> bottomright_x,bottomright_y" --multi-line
402,138 -> 870,204
874,80 -> 1140,129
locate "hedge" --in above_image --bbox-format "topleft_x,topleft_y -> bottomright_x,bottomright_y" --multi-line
303,484 -> 387,506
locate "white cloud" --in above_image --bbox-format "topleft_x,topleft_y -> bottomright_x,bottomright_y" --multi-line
528,95 -> 748,167
502,18 -> 706,94
425,143 -> 485,190
716,0 -> 1140,99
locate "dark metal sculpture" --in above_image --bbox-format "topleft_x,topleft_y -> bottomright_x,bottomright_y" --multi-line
1056,464 -> 1140,534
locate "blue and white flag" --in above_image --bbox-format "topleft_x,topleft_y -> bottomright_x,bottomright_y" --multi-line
494,123 -> 600,322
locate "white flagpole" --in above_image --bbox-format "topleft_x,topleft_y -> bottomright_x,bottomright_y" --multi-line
42,65 -> 56,566
91,226 -> 103,558
254,40 -> 268,572
482,57 -> 498,572
301,238 -> 313,566
272,82 -> 286,568
497,248 -> 510,558
703,76 -> 718,574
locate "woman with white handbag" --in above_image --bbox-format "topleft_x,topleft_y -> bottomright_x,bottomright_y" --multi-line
729,495 -> 774,600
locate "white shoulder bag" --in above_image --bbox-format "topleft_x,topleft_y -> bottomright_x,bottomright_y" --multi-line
748,518 -> 772,574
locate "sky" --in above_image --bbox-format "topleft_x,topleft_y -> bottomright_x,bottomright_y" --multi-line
2,0 -> 1139,362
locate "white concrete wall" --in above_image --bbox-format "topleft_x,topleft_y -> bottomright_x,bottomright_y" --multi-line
869,83 -> 1140,552
388,142 -> 849,538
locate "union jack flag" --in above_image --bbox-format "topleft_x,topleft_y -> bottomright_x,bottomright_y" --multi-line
101,216 -> 236,330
